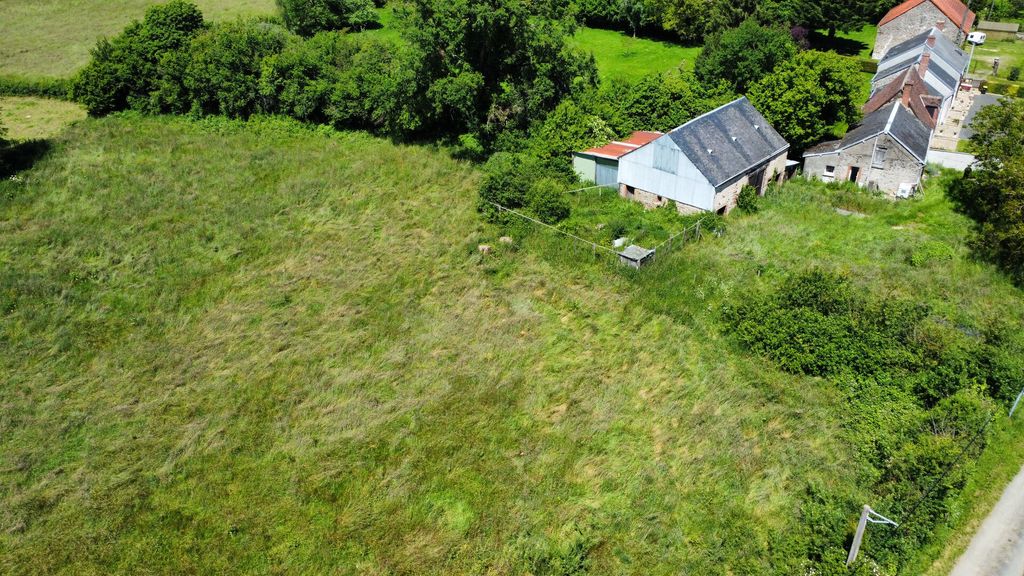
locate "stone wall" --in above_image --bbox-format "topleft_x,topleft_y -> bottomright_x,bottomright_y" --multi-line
873,3 -> 962,60
804,134 -> 925,197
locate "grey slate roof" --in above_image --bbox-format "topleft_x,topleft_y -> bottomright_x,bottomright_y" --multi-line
666,97 -> 789,189
803,103 -> 931,162
874,28 -> 969,96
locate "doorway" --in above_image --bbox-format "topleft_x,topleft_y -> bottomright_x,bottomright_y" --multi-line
849,166 -> 861,183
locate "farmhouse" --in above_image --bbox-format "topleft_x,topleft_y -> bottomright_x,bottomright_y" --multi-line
617,97 -> 789,215
871,28 -> 969,123
803,102 -> 932,198
872,0 -> 976,60
572,131 -> 663,187
976,20 -> 1020,41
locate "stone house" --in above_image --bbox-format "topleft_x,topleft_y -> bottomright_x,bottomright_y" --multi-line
803,102 -> 932,198
871,28 -> 969,124
616,98 -> 790,215
873,0 -> 975,60
864,57 -> 941,128
572,131 -> 663,187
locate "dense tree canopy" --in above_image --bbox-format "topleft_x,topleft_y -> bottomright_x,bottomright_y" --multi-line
748,50 -> 864,151
948,99 -> 1024,285
694,19 -> 796,94
276,0 -> 378,36
407,0 -> 598,140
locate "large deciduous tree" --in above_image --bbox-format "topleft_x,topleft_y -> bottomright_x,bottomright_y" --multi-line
276,0 -> 378,37
694,19 -> 796,94
748,50 -> 863,150
947,99 -> 1024,285
408,0 -> 598,141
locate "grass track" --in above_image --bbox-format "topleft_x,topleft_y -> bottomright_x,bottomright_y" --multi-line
0,0 -> 277,78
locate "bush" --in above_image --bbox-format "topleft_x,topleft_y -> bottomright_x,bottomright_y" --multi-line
694,19 -> 796,93
181,20 -> 293,117
909,240 -> 956,267
1008,66 -> 1021,82
477,153 -> 540,222
71,0 -> 205,115
527,178 -> 571,224
736,184 -> 760,213
276,0 -> 378,36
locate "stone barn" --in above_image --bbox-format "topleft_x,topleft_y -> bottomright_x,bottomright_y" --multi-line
803,102 -> 932,198
616,97 -> 789,215
572,131 -> 663,187
871,28 -> 969,124
872,0 -> 975,60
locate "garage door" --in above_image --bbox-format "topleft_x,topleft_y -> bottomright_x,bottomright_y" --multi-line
595,160 -> 618,187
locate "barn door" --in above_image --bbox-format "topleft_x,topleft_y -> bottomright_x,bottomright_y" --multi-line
595,161 -> 618,187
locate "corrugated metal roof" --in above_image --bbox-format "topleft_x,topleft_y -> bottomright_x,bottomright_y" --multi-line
578,131 -> 665,160
663,97 -> 789,189
880,0 -> 975,31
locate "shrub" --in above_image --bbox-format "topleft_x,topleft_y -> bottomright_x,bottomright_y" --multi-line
71,0 -> 205,115
527,178 -> 571,224
1008,66 -> 1021,82
477,153 -> 539,222
276,0 -> 378,36
181,20 -> 293,118
694,18 -> 796,93
736,184 -> 760,213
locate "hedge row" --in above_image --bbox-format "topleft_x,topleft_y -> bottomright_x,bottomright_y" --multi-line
0,75 -> 72,100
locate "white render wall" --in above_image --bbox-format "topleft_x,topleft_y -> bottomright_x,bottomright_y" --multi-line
617,135 -> 716,210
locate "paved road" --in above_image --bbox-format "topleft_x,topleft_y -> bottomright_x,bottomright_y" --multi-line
950,463 -> 1024,576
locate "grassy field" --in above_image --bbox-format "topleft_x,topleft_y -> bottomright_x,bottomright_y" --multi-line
571,28 -> 701,84
0,96 -> 86,140
0,0 -> 277,78
2,114 -> 1023,573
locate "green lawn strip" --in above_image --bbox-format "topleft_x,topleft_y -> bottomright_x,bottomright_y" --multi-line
0,96 -> 87,141
0,0 -> 277,78
571,27 -> 701,84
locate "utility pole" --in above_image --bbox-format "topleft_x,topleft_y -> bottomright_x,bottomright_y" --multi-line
847,505 -> 900,567
1010,385 -> 1024,418
957,0 -> 974,45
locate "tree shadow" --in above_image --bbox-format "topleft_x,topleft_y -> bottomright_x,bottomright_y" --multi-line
0,139 -> 52,179
807,31 -> 870,57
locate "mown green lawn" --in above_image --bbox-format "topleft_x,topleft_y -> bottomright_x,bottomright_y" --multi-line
571,28 -> 701,84
2,114 -> 1023,574
0,96 -> 86,140
0,0 -> 277,78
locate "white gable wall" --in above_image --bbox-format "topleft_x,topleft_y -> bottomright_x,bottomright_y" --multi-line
618,135 -> 716,211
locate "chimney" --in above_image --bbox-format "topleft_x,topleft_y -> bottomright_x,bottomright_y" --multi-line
936,21 -> 946,32
920,52 -> 931,76
927,34 -> 937,47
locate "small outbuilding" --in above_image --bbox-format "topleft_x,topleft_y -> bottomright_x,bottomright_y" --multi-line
616,97 -> 790,215
573,131 -> 663,187
872,0 -> 975,60
803,102 -> 932,198
977,20 -> 1020,41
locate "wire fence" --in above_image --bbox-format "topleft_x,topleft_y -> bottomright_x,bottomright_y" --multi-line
486,199 -> 716,268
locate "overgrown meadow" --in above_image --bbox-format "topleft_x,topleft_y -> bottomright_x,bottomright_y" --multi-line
2,114 -> 1023,575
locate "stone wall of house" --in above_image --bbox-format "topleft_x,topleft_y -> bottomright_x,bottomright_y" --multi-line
872,2 -> 962,60
804,134 -> 925,197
